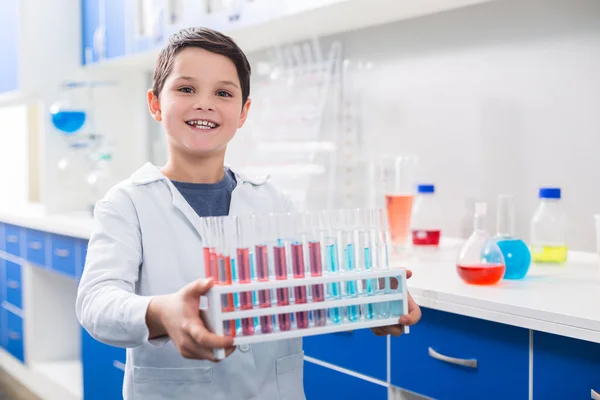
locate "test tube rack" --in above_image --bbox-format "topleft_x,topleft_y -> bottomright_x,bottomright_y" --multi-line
203,268 -> 409,360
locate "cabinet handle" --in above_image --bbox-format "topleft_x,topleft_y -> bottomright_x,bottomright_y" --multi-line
54,249 -> 70,258
113,360 -> 126,371
592,389 -> 600,400
428,347 -> 478,369
7,235 -> 18,243
28,241 -> 42,250
8,331 -> 21,341
7,280 -> 19,289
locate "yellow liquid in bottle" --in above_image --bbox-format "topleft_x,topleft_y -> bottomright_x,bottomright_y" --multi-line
530,245 -> 568,263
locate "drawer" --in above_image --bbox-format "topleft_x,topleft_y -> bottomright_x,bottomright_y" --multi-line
303,328 -> 386,380
4,224 -> 22,257
77,239 -> 88,280
25,229 -> 48,266
82,328 -> 126,400
5,308 -> 24,363
51,235 -> 76,278
391,308 -> 529,400
5,260 -> 22,309
533,331 -> 600,399
0,223 -> 4,251
304,361 -> 387,400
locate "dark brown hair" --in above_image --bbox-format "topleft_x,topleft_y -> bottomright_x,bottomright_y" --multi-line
151,27 -> 251,105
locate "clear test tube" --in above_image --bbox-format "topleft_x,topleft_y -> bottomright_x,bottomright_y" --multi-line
271,213 -> 293,331
291,213 -> 309,329
336,209 -> 360,322
319,210 -> 343,324
236,216 -> 255,336
355,209 -> 376,320
216,217 -> 236,337
306,212 -> 326,327
371,209 -> 391,319
254,214 -> 274,334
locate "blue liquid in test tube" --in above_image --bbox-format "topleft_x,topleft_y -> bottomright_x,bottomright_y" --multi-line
362,245 -> 375,320
344,243 -> 359,322
230,258 -> 241,333
327,243 -> 342,323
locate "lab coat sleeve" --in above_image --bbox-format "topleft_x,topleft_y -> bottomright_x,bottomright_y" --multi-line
76,197 -> 154,348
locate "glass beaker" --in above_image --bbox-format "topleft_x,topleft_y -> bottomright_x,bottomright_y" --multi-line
379,155 -> 418,255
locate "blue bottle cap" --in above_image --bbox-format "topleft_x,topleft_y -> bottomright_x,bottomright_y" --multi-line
539,187 -> 561,199
417,184 -> 435,194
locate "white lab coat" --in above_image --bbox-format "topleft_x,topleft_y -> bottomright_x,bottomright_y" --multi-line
76,162 -> 305,400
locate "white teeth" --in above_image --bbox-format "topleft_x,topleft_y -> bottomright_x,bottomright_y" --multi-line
187,119 -> 218,128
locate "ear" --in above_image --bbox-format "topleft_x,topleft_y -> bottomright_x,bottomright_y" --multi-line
147,89 -> 162,122
237,97 -> 252,129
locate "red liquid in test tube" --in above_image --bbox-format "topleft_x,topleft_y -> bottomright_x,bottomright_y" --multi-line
308,241 -> 326,326
203,247 -> 212,278
274,245 -> 292,331
291,243 -> 309,329
255,244 -> 273,333
237,248 -> 254,336
217,254 -> 236,337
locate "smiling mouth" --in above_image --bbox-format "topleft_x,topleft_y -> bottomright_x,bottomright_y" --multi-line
185,119 -> 220,130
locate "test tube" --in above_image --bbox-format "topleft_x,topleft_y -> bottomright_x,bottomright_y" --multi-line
291,214 -> 309,329
254,215 -> 274,333
336,210 -> 360,322
371,209 -> 391,319
320,211 -> 343,324
356,209 -> 375,320
306,212 -> 326,327
236,216 -> 255,336
217,217 -> 236,337
272,213 -> 292,331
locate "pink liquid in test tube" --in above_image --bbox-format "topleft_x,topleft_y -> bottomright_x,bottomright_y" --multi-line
203,247 -> 212,278
255,244 -> 273,333
210,250 -> 218,283
291,243 -> 309,329
237,248 -> 254,336
308,241 -> 326,326
274,245 -> 292,331
217,254 -> 236,337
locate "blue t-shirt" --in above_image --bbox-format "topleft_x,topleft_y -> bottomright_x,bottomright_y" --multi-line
171,169 -> 237,217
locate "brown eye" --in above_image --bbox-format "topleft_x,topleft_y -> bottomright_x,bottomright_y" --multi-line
216,90 -> 232,97
178,87 -> 194,93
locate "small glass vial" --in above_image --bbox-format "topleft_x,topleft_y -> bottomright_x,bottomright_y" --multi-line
530,188 -> 568,263
411,184 -> 442,247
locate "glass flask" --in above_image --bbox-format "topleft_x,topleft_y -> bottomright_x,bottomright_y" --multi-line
49,86 -> 87,135
456,202 -> 505,285
495,195 -> 531,279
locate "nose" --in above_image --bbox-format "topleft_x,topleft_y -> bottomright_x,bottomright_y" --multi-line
193,93 -> 215,112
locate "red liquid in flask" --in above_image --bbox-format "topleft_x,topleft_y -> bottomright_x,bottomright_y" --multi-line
457,264 -> 505,285
274,245 -> 292,331
291,243 -> 309,329
254,245 -> 272,333
308,241 -> 326,327
412,230 -> 441,246
237,248 -> 254,336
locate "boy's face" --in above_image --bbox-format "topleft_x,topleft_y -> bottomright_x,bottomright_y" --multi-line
147,47 -> 251,158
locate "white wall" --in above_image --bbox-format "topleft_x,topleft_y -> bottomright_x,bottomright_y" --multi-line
293,0 -> 600,251
0,105 -> 29,207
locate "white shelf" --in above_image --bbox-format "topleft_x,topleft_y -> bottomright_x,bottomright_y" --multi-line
31,360 -> 82,400
88,0 -> 496,70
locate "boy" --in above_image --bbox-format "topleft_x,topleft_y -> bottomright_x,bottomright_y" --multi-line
76,27 -> 421,400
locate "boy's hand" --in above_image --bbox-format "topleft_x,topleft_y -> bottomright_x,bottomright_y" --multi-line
146,278 -> 236,361
371,269 -> 422,337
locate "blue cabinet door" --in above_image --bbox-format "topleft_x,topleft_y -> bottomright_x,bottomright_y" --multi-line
25,229 -> 48,266
533,331 -> 600,399
81,0 -> 100,64
51,235 -> 77,278
304,361 -> 387,400
304,329 -> 387,380
4,224 -> 23,257
5,308 -> 24,363
5,260 -> 22,310
0,258 -> 4,348
82,328 -> 126,400
0,0 -> 19,93
391,308 -> 529,400
105,0 -> 126,59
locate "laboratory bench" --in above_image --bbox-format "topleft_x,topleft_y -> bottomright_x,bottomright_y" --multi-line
0,207 -> 599,400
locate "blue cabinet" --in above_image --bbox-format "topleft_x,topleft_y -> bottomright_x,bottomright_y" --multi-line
4,308 -> 24,363
304,361 -> 387,400
304,329 -> 387,380
81,0 -> 126,65
82,328 -> 126,400
0,0 -> 19,94
391,308 -> 529,400
77,239 -> 88,280
4,224 -> 23,257
533,331 -> 600,399
5,260 -> 23,310
51,235 -> 77,278
25,229 -> 48,266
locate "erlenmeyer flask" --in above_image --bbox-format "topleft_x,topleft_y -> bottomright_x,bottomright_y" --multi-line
456,202 -> 505,285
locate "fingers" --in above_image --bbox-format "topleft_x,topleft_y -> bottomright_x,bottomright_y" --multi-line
185,278 -> 215,298
406,269 -> 413,279
399,292 -> 422,326
371,326 -> 404,337
186,320 -> 234,349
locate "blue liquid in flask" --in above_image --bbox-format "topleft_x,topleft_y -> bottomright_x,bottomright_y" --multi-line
497,238 -> 531,280
51,110 -> 86,134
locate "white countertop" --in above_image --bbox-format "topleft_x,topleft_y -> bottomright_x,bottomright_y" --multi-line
1,208 -> 599,343
399,240 -> 600,344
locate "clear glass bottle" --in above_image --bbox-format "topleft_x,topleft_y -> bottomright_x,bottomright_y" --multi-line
495,195 -> 531,279
411,184 -> 442,246
456,202 -> 505,285
530,188 -> 568,263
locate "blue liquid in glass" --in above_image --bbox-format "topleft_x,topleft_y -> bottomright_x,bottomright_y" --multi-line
497,238 -> 531,280
362,246 -> 375,320
51,110 -> 86,134
344,244 -> 359,322
230,258 -> 241,332
249,253 -> 259,327
327,243 -> 342,323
